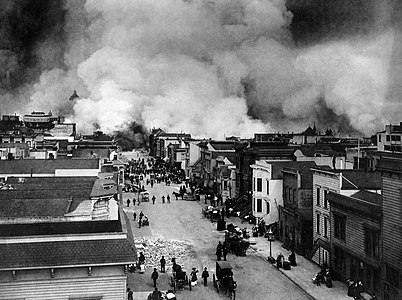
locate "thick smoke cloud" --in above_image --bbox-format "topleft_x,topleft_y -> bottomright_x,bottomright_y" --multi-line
2,0 -> 402,138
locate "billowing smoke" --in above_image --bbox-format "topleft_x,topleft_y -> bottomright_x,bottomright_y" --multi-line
1,0 -> 402,138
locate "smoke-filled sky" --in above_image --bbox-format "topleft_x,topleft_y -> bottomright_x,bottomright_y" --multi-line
0,0 -> 401,138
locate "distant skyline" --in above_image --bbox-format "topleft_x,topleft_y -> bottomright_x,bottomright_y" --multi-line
0,0 -> 401,139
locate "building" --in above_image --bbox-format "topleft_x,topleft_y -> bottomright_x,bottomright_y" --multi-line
0,208 -> 136,299
310,168 -> 381,267
376,154 -> 402,300
197,140 -> 236,191
327,191 -> 382,296
377,122 -> 402,153
148,129 -> 191,159
280,161 -> 318,255
234,140 -> 296,217
23,111 -> 63,129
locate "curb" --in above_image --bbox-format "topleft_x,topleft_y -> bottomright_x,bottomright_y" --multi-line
250,246 -> 316,300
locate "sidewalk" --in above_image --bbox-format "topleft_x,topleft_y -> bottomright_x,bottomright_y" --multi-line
224,214 -> 351,300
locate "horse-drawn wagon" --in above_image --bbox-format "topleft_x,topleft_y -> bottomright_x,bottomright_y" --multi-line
213,261 -> 237,299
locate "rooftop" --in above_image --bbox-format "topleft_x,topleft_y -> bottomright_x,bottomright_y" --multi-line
0,159 -> 100,175
0,238 -> 136,270
327,191 -> 382,219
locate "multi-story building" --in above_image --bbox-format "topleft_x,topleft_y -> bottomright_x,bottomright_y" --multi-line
327,190 -> 382,296
376,154 -> 402,300
310,168 -> 381,267
377,122 -> 402,153
234,140 -> 295,216
280,161 -> 317,254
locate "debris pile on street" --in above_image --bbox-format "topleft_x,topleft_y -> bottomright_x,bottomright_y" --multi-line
134,237 -> 195,271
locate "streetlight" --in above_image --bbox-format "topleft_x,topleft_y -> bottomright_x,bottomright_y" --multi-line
267,229 -> 276,263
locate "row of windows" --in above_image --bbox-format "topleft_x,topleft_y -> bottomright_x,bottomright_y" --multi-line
384,134 -> 402,142
318,213 -> 380,259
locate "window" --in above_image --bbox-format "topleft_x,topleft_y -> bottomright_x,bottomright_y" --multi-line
256,198 -> 262,212
364,228 -> 379,258
378,135 -> 381,143
386,264 -> 400,288
257,178 -> 262,192
284,186 -> 288,200
324,217 -> 329,238
334,214 -> 346,241
253,178 -> 255,191
293,189 -> 297,202
316,188 -> 321,206
289,189 -> 293,202
324,190 -> 328,209
223,180 -> 227,190
386,135 -> 390,141
316,213 -> 321,234
266,201 -> 270,214
266,180 -> 269,194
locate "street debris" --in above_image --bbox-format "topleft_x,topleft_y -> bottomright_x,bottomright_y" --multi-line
134,237 -> 195,272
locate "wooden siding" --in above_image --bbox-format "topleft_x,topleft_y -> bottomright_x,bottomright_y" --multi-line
382,176 -> 402,265
331,206 -> 381,267
0,276 -> 126,300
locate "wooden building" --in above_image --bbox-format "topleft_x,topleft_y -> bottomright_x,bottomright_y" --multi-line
376,154 -> 402,300
327,191 -> 382,296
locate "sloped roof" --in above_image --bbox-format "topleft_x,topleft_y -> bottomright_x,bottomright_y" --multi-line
0,198 -> 73,218
0,159 -> 99,174
270,161 -> 317,180
341,171 -> 382,190
327,191 -> 382,218
209,141 -> 235,151
90,179 -> 117,197
0,238 -> 136,270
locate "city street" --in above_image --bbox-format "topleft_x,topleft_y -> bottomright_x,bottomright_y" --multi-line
122,152 -> 312,300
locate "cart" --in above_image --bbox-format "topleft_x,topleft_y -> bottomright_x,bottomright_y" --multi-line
213,261 -> 237,299
170,264 -> 192,293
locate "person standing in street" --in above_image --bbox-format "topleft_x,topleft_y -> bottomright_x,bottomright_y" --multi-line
126,198 -> 130,207
160,256 -> 166,273
132,197 -> 136,206
152,195 -> 156,205
167,195 -> 170,203
162,195 -> 165,203
151,268 -> 159,287
190,267 -> 199,286
133,211 -> 137,221
127,287 -> 133,300
202,267 -> 209,286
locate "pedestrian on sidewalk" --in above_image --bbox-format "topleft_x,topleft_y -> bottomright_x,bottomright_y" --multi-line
133,211 -> 137,221
151,268 -> 159,287
222,242 -> 228,261
216,241 -> 223,261
167,195 -> 170,203
289,250 -> 297,266
160,256 -> 166,273
126,199 -> 130,207
202,267 -> 209,286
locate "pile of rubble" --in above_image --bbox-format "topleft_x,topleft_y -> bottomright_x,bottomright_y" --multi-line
134,237 -> 195,272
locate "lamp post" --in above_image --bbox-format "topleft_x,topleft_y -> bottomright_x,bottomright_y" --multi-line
267,229 -> 276,263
